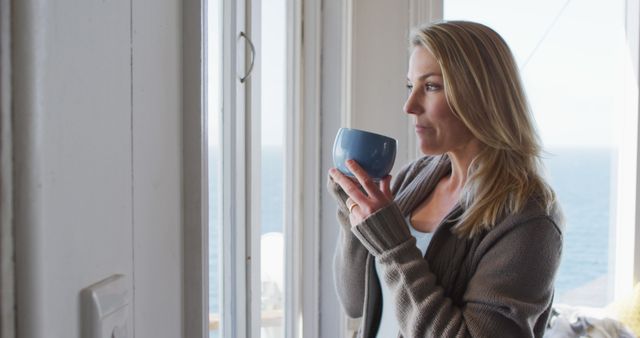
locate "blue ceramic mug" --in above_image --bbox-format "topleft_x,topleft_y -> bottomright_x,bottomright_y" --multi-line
332,127 -> 397,180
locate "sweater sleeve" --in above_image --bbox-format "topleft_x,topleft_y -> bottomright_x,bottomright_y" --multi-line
352,204 -> 563,338
328,174 -> 369,318
329,159 -> 422,318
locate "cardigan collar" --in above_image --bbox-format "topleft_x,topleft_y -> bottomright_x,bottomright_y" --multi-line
395,154 -> 453,217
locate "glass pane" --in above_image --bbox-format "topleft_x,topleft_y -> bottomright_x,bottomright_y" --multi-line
444,0 -> 625,306
208,0 -> 222,336
261,0 -> 286,336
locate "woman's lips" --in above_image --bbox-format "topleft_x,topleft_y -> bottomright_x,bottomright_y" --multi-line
415,125 -> 428,132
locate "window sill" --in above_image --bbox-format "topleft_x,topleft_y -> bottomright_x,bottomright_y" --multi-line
208,310 -> 284,330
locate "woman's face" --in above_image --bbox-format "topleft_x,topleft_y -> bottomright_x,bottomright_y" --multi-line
404,46 -> 476,155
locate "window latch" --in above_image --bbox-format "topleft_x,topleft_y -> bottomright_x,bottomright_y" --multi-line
238,31 -> 255,83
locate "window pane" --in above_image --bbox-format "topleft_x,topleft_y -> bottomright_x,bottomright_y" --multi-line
208,0 -> 222,336
261,0 -> 286,336
444,0 -> 625,306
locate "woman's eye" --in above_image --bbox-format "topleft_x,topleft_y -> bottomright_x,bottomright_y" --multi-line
425,83 -> 440,91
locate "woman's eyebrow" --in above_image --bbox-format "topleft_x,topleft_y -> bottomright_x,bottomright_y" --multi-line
407,72 -> 442,82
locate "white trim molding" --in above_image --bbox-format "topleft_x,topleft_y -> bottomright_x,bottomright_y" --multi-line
300,0 -> 323,332
621,0 -> 640,291
628,0 -> 640,289
409,0 -> 443,25
612,0 -> 640,300
285,0 -> 322,336
338,1 -> 353,337
183,0 -> 209,336
340,0 -> 354,129
285,0 -> 303,335
0,0 -> 15,336
12,1 -> 48,337
247,0 -> 262,336
221,0 -> 251,336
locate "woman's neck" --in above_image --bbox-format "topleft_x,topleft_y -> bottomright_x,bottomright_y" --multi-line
444,139 -> 483,193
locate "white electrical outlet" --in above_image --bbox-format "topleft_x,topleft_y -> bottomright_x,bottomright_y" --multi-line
81,274 -> 130,338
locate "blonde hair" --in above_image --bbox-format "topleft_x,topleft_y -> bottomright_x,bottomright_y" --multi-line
411,20 -> 556,237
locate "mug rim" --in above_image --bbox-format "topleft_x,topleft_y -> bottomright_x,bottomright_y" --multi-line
337,127 -> 397,144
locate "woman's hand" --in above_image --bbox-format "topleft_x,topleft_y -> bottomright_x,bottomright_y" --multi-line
329,160 -> 393,226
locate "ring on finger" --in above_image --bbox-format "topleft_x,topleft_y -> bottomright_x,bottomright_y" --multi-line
347,200 -> 358,213
346,198 -> 357,213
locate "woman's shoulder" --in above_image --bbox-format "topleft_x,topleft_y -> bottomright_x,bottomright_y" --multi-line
493,195 -> 564,238
467,197 -> 564,267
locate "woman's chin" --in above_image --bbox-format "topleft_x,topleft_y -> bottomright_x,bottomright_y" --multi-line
419,145 -> 443,156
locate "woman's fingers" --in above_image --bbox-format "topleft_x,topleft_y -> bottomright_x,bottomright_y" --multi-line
329,168 -> 368,204
380,175 -> 392,199
349,205 -> 366,223
329,162 -> 392,224
345,160 -> 382,199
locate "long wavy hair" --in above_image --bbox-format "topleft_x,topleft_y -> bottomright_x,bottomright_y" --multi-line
411,20 -> 557,237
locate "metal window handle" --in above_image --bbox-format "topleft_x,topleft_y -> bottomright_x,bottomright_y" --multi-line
239,31 -> 255,83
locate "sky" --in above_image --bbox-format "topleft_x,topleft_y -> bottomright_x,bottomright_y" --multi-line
209,0 -> 629,149
445,0 -> 627,148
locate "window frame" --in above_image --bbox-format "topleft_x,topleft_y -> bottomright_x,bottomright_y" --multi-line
182,0 -> 322,337
220,0 -> 254,336
0,0 -> 14,336
183,0 -> 209,337
284,0 -> 322,337
614,0 -> 640,299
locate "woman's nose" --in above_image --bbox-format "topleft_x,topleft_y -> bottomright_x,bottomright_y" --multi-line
403,90 -> 422,115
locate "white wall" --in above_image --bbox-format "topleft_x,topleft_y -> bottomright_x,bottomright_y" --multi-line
12,0 -> 183,337
350,0 -> 413,166
131,0 -> 182,336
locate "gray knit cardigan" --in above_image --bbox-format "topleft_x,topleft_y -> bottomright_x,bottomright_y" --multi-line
329,155 -> 563,338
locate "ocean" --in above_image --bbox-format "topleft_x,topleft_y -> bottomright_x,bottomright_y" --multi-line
209,146 -> 613,335
544,147 -> 613,306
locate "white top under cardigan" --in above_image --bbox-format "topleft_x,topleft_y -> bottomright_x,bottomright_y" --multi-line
375,217 -> 432,338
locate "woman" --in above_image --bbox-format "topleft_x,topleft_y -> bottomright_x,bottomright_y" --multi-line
328,21 -> 563,338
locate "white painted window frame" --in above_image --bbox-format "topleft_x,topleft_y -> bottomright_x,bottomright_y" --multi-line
0,0 -> 15,337
221,0 -> 255,337
614,0 -> 640,298
183,0 -> 209,336
286,0 -> 322,337
183,0 -> 321,336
